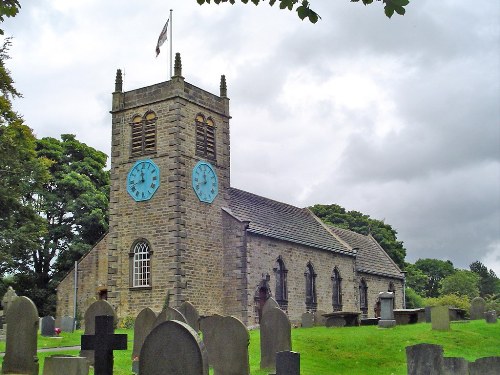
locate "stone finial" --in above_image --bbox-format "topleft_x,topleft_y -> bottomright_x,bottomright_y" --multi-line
220,75 -> 227,98
115,69 -> 123,93
174,52 -> 182,77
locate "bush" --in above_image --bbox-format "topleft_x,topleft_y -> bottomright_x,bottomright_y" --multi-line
405,287 -> 424,308
424,294 -> 471,313
118,315 -> 135,329
485,294 -> 500,312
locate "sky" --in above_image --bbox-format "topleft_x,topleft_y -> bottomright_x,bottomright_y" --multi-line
3,0 -> 500,275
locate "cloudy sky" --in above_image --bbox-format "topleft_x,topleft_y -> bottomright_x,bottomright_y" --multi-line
3,0 -> 500,274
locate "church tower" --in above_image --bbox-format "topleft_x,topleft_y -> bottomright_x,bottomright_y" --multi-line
107,54 -> 231,318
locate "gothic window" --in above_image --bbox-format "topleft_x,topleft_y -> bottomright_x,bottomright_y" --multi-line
305,262 -> 317,312
130,111 -> 157,156
359,278 -> 368,316
332,267 -> 342,311
273,256 -> 288,310
130,240 -> 152,287
195,114 -> 216,160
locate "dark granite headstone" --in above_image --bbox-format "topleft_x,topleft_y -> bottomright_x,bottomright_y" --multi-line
260,307 -> 292,370
469,357 -> 500,375
470,297 -> 486,320
43,355 -> 90,375
41,316 -> 56,337
443,357 -> 469,375
425,306 -> 432,323
132,308 -> 158,360
276,351 -> 300,375
179,301 -> 200,332
139,320 -> 209,375
484,310 -> 497,323
406,343 -> 444,375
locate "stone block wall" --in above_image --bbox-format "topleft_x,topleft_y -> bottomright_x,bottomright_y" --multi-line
358,272 -> 404,318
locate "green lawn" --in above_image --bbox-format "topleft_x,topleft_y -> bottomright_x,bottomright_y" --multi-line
1,321 -> 499,374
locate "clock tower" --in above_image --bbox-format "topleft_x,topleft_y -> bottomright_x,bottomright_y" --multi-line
107,53 -> 231,318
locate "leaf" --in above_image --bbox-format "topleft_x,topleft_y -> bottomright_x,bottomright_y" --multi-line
395,6 -> 405,15
269,0 -> 276,5
308,11 -> 319,23
391,0 -> 410,6
197,0 -> 205,4
297,5 -> 308,20
384,4 -> 395,18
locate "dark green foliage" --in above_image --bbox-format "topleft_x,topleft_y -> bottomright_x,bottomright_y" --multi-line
0,0 -> 20,35
310,203 -> 407,268
470,260 -> 500,298
405,287 -> 424,308
414,258 -> 455,298
440,270 -> 480,300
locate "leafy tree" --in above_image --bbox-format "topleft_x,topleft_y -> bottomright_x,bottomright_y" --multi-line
403,263 -> 427,296
414,258 -> 455,298
405,287 -> 424,309
0,0 -> 20,35
440,270 -> 480,300
195,0 -> 410,23
470,260 -> 500,298
310,203 -> 406,268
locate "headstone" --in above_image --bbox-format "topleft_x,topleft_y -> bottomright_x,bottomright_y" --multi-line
313,310 -> 327,326
424,306 -> 432,323
132,307 -> 158,368
470,297 -> 486,320
81,315 -> 127,375
152,306 -> 187,329
80,300 -> 117,365
1,286 -> 18,314
301,312 -> 313,328
198,315 -> 249,375
469,357 -> 500,375
378,292 -> 396,328
484,310 -> 497,323
179,301 -> 200,332
406,343 -> 444,375
260,307 -> 292,370
443,357 -> 469,375
139,320 -> 209,375
276,351 -> 300,375
2,296 -> 39,375
60,316 -> 75,332
43,355 -> 90,375
41,316 -> 56,337
431,306 -> 450,331
262,297 -> 280,318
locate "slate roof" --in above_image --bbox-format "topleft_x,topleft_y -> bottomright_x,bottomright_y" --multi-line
226,188 -> 355,256
328,226 -> 404,279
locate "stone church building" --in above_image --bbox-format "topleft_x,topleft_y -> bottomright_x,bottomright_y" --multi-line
56,54 -> 404,325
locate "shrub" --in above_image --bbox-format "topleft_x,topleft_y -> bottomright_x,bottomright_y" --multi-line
424,294 -> 471,313
118,315 -> 135,329
405,287 -> 424,308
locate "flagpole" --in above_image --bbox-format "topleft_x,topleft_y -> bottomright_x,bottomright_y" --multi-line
169,9 -> 173,78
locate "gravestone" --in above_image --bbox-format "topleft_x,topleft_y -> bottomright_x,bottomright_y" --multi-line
484,310 -> 497,324
179,301 -> 200,332
80,299 -> 117,365
406,343 -> 444,375
43,355 -> 90,375
199,315 -> 249,375
132,307 -> 157,372
276,351 -> 300,375
139,320 -> 209,375
1,286 -> 18,314
313,310 -> 327,326
424,306 -> 432,323
60,316 -> 75,332
443,357 -> 469,375
301,312 -> 314,328
260,307 -> 292,370
470,297 -> 486,320
378,292 -> 396,328
2,296 -> 39,375
81,315 -> 127,375
469,357 -> 500,375
152,306 -> 187,329
41,316 -> 56,337
431,306 -> 450,331
262,297 -> 280,319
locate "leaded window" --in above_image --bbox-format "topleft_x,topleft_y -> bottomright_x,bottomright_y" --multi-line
305,262 -> 317,312
274,256 -> 288,310
332,267 -> 342,311
359,278 -> 368,316
195,114 -> 216,160
131,111 -> 157,156
132,241 -> 151,287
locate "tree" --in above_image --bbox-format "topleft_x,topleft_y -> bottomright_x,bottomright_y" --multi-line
470,260 -> 500,298
0,0 -> 20,35
403,263 -> 427,296
310,203 -> 407,268
440,270 -> 480,300
414,258 -> 455,298
195,0 -> 410,23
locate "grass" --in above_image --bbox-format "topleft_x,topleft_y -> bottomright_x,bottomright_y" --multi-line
1,321 -> 499,374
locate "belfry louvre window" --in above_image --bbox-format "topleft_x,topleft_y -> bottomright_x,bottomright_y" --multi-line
195,114 -> 216,160
131,111 -> 157,156
132,241 -> 151,287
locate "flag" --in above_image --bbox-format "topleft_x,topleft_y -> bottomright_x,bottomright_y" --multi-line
155,19 -> 169,57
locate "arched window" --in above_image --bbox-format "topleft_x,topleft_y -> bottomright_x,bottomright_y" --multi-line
130,240 -> 151,287
130,111 -> 157,156
388,281 -> 396,309
273,256 -> 288,310
332,267 -> 342,311
305,262 -> 317,312
359,278 -> 368,316
195,114 -> 216,160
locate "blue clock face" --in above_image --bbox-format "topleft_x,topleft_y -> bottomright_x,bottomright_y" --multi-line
127,159 -> 160,202
192,161 -> 218,203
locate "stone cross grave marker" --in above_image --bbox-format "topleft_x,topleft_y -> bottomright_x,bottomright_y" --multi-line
139,320 -> 209,375
378,291 -> 396,328
132,307 -> 157,373
179,301 -> 200,331
260,307 -> 292,370
470,297 -> 486,320
431,305 -> 450,331
276,351 -> 300,375
41,316 -> 56,337
2,296 -> 40,375
81,315 -> 127,375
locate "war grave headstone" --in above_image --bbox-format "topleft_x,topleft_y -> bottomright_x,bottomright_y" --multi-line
179,301 -> 200,331
43,355 -> 90,375
2,296 -> 40,375
132,307 -> 158,373
431,305 -> 450,331
199,315 -> 249,375
313,310 -> 327,326
80,299 -> 117,365
406,343 -> 444,375
378,291 -> 396,328
484,310 -> 497,324
260,307 -> 292,370
470,297 -> 486,320
81,315 -> 127,375
139,320 -> 209,375
301,312 -> 314,328
152,306 -> 187,329
41,316 -> 56,337
275,351 -> 300,375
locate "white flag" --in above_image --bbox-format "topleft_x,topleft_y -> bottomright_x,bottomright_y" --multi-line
155,19 -> 169,57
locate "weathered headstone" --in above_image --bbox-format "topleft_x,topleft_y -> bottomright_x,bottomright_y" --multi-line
179,301 -> 200,332
276,351 -> 300,375
152,306 -> 187,329
313,310 -> 327,326
443,357 -> 469,375
80,299 -> 117,365
132,307 -> 158,372
469,357 -> 500,375
81,315 -> 127,375
2,296 -> 39,375
1,286 -> 18,314
199,315 -> 249,375
139,320 -> 209,375
41,316 -> 56,337
378,292 -> 396,328
431,306 -> 450,331
301,312 -> 314,328
60,316 -> 75,332
484,310 -> 497,324
470,297 -> 486,320
262,297 -> 280,319
406,343 -> 444,375
43,355 -> 90,375
260,307 -> 292,370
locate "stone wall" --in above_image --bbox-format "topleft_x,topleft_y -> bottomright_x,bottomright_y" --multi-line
358,272 -> 405,318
